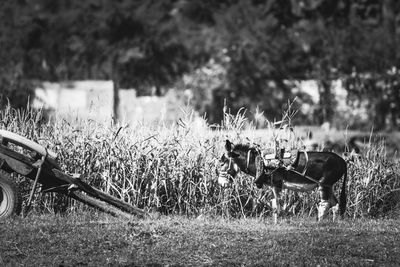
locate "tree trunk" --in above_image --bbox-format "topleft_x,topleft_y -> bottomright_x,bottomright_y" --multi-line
383,0 -> 398,129
382,0 -> 396,59
112,79 -> 120,124
112,56 -> 120,124
318,79 -> 334,125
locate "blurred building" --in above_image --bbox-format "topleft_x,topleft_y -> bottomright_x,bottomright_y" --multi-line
32,80 -> 181,124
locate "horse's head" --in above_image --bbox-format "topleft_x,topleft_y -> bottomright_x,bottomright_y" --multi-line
216,153 -> 239,186
217,140 -> 260,186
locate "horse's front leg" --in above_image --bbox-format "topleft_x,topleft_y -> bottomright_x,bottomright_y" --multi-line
271,186 -> 281,224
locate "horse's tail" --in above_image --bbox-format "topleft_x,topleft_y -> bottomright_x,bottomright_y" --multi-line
339,167 -> 347,217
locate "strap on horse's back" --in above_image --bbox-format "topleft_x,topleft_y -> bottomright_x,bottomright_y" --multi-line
262,149 -> 318,185
288,150 -> 320,184
290,150 -> 308,175
262,149 -> 309,174
301,150 -> 308,176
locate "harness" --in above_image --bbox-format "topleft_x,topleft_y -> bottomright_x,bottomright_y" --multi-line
246,149 -> 252,171
224,148 -> 255,176
262,149 -> 321,185
226,146 -> 320,186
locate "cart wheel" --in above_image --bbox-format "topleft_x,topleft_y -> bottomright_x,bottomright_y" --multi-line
0,170 -> 22,220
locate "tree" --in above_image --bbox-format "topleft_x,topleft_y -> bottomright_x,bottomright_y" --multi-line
340,0 -> 400,129
2,0 -> 400,129
0,0 -> 35,108
0,0 -> 199,120
182,0 -> 314,123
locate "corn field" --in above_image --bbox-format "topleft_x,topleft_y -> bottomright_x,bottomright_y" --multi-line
1,105 -> 399,219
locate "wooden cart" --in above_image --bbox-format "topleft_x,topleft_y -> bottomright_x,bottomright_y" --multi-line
0,130 -> 147,220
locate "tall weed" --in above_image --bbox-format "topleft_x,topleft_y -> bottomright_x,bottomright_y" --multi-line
0,104 -> 399,218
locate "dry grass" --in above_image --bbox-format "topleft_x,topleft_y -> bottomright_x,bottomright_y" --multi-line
1,104 -> 399,218
1,213 -> 400,266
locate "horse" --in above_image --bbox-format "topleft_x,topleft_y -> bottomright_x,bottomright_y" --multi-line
218,140 -> 347,223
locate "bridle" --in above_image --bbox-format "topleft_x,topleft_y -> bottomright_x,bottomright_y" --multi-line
246,149 -> 252,171
223,146 -> 283,186
227,147 -> 262,174
245,147 -> 281,183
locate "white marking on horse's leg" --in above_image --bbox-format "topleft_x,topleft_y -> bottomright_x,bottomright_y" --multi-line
329,192 -> 339,221
271,187 -> 281,224
331,203 -> 339,221
318,200 -> 331,221
318,186 -> 333,221
271,198 -> 278,224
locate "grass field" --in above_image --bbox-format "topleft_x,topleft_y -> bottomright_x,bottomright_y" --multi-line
1,213 -> 400,266
1,105 -> 400,266
1,105 -> 399,219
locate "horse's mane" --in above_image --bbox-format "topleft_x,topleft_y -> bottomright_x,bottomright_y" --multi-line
233,143 -> 250,150
233,143 -> 255,153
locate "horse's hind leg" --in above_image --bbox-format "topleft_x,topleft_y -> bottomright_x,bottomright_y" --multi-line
330,194 -> 339,221
271,187 -> 281,224
318,186 -> 333,221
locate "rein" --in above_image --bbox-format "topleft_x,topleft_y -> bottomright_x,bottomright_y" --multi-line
243,147 -> 262,174
246,149 -> 251,170
227,156 -> 232,170
245,147 -> 262,173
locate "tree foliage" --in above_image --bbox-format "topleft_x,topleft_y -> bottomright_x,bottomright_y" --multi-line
1,0 -> 400,128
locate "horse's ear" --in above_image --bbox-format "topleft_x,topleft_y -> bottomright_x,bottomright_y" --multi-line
225,140 -> 232,152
